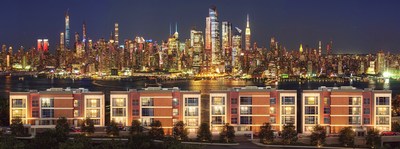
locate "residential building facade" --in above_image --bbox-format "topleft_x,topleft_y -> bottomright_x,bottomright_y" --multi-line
9,88 -> 105,128
110,87 -> 201,135
302,86 -> 391,134
209,86 -> 297,134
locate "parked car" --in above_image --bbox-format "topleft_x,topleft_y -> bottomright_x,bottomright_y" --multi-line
381,131 -> 396,136
70,127 -> 81,133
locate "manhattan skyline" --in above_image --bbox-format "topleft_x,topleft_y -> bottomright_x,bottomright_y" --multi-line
1,0 -> 400,53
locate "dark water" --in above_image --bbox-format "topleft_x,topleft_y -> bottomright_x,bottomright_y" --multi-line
0,76 -> 398,100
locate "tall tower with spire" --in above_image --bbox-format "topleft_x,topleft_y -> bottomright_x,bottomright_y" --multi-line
245,14 -> 251,51
65,9 -> 70,49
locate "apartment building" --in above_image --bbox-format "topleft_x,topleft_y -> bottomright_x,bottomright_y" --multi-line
110,87 -> 201,134
302,86 -> 391,134
209,86 -> 297,134
9,88 -> 105,128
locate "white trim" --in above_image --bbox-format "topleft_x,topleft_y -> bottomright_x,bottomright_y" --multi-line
9,95 -> 28,124
209,93 -> 227,132
280,92 -> 297,131
302,93 -> 320,133
183,94 -> 201,128
110,94 -> 129,126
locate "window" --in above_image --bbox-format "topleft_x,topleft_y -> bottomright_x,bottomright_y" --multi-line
349,97 -> 361,105
112,98 -> 126,107
231,98 -> 237,104
112,108 -> 126,116
363,108 -> 370,114
74,110 -> 79,117
41,109 -> 54,118
185,98 -> 199,106
270,117 -> 276,124
305,107 -> 318,114
283,116 -> 295,124
32,110 -> 39,117
270,98 -> 276,104
231,118 -> 237,124
363,118 -> 370,124
173,109 -> 179,116
212,106 -> 225,115
348,116 -> 361,125
240,116 -> 252,124
132,100 -> 139,106
86,109 -> 100,118
142,108 -> 154,116
376,107 -> 389,115
349,107 -> 361,115
212,116 -> 224,124
363,98 -> 370,104
132,109 -> 139,116
86,98 -> 100,107
141,98 -> 154,106
305,96 -> 318,105
270,107 -> 276,114
12,109 -> 25,118
323,97 -> 330,105
376,116 -> 390,125
172,98 -> 179,106
212,97 -> 225,105
32,100 -> 39,107
12,99 -> 25,108
305,116 -> 317,124
282,97 -> 295,105
240,97 -> 252,105
240,106 -> 252,114
74,100 -> 79,107
185,118 -> 199,126
324,108 -> 330,114
376,97 -> 390,105
41,98 -> 54,107
185,107 -> 199,116
324,117 -> 330,124
282,106 -> 295,115
231,108 -> 237,114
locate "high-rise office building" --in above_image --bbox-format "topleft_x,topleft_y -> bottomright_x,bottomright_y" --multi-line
190,29 -> 204,73
245,14 -> 251,51
376,51 -> 385,74
222,21 -> 232,50
60,32 -> 64,49
82,22 -> 87,48
205,6 -> 221,68
115,23 -> 119,46
65,10 -> 70,48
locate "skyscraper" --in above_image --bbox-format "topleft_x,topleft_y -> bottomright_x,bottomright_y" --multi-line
60,32 -> 64,49
82,22 -> 87,48
222,21 -> 232,50
115,23 -> 119,46
245,14 -> 251,51
376,51 -> 385,74
206,6 -> 221,68
65,10 -> 70,49
190,29 -> 204,74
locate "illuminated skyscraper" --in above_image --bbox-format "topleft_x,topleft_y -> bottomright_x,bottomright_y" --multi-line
115,23 -> 119,45
190,29 -> 204,73
318,41 -> 321,56
376,51 -> 385,74
232,27 -> 242,72
245,14 -> 251,51
205,6 -> 221,68
82,22 -> 87,48
65,10 -> 70,48
222,21 -> 232,50
60,32 -> 65,49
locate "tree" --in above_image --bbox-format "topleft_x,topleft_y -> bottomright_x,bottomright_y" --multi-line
10,117 -> 25,136
259,123 -> 274,144
55,117 -> 70,141
366,129 -> 381,148
197,122 -> 212,142
392,122 -> 400,132
219,123 -> 235,143
32,130 -> 60,149
59,135 -> 92,149
0,135 -> 25,149
310,125 -> 326,146
149,120 -> 164,140
129,120 -> 143,135
106,120 -> 120,136
338,127 -> 355,147
172,121 -> 188,141
81,117 -> 95,135
127,133 -> 153,149
281,123 -> 298,145
392,95 -> 400,116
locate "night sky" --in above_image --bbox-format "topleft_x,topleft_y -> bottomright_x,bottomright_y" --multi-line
1,0 -> 400,54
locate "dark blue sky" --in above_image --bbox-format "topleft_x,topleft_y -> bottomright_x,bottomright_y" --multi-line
1,0 -> 400,54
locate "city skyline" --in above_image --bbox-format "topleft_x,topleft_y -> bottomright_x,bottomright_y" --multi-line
1,0 -> 400,53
